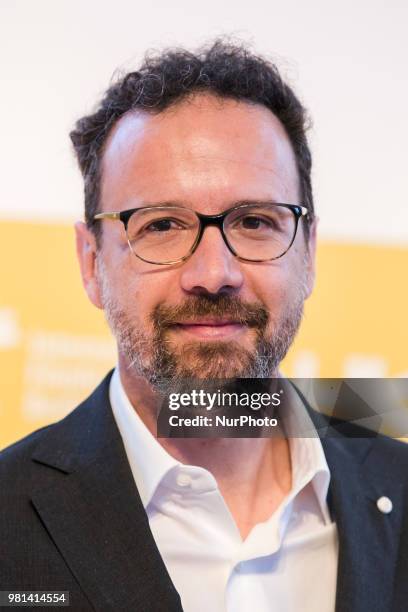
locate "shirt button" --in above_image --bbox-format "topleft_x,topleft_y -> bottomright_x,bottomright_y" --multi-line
176,473 -> 192,488
376,496 -> 393,514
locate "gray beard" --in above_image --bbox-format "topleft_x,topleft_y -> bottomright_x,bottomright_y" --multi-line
102,304 -> 304,397
98,259 -> 306,394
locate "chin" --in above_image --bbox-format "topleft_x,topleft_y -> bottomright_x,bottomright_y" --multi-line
169,340 -> 267,380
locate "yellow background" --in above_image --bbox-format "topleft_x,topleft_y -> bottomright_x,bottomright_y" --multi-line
1,220 -> 407,449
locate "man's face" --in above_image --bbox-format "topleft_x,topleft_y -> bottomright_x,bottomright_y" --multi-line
76,94 -> 316,388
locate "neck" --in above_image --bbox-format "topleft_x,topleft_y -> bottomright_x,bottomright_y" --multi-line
117,357 -> 293,539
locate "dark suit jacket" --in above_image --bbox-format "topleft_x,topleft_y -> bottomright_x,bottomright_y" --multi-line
1,371 -> 408,611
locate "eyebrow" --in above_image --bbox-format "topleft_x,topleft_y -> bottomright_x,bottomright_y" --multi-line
122,198 -> 286,211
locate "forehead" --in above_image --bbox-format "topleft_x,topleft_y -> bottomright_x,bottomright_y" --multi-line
100,94 -> 300,213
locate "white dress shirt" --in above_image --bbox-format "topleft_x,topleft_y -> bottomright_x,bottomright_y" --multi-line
110,368 -> 338,612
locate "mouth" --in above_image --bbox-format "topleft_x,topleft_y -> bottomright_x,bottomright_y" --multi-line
172,319 -> 246,340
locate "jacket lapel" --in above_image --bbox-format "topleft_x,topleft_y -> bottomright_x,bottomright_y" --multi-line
299,386 -> 406,612
321,432 -> 404,612
31,372 -> 183,612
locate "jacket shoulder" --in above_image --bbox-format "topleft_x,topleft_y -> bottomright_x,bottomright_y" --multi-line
369,432 -> 408,469
0,425 -> 52,479
0,370 -> 114,485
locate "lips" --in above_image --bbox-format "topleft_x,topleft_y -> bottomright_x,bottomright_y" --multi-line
172,319 -> 246,339
176,319 -> 240,326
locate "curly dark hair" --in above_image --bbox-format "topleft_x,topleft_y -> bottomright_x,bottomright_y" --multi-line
70,39 -> 314,241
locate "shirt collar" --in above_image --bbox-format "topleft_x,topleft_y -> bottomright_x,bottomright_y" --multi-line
110,367 -> 332,523
279,378 -> 332,524
109,367 -> 180,507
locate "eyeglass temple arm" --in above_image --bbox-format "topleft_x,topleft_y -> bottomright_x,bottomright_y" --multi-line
93,212 -> 121,220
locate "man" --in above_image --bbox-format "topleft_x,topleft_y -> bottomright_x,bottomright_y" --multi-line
1,40 -> 408,612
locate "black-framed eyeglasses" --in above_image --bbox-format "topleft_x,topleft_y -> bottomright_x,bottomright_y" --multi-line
93,202 -> 309,265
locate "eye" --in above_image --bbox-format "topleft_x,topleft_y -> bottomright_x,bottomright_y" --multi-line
143,218 -> 186,232
239,215 -> 272,230
233,214 -> 277,231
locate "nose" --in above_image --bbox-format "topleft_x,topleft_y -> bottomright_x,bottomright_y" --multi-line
179,225 -> 244,296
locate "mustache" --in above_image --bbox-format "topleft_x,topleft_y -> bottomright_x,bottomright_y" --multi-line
151,294 -> 269,330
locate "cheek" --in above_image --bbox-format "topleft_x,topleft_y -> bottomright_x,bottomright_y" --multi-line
126,274 -> 170,325
249,262 -> 304,313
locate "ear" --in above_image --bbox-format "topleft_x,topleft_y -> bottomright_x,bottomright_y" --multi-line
75,221 -> 103,309
303,217 -> 318,300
